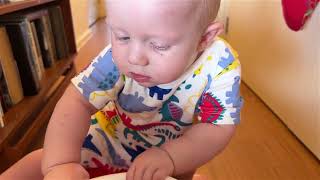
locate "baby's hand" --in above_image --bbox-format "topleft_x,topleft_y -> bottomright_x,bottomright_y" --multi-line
44,162 -> 89,180
127,147 -> 174,180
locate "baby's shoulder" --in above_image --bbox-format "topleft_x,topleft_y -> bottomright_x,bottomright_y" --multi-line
200,38 -> 240,79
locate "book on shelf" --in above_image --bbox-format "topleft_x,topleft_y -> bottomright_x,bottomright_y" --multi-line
0,19 -> 41,96
0,0 -> 9,4
0,57 -> 12,111
0,0 -> 28,4
0,99 -> 4,128
28,20 -> 44,80
48,6 -> 69,59
0,72 -> 8,114
0,26 -> 24,107
34,15 -> 56,68
32,21 -> 46,73
23,9 -> 57,67
1,7 -> 69,63
4,0 -> 29,2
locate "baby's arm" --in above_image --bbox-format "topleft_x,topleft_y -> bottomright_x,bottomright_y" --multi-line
41,84 -> 97,177
40,45 -> 121,179
127,123 -> 235,179
161,123 -> 236,175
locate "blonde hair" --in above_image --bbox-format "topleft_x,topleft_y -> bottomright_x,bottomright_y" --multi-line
199,0 -> 221,30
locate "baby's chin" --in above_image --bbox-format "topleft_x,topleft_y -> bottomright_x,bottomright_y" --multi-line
136,78 -> 179,88
135,81 -> 159,88
135,79 -> 173,88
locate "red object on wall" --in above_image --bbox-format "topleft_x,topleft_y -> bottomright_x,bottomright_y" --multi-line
282,0 -> 319,31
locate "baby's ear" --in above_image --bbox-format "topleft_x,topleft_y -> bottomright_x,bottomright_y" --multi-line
197,22 -> 224,52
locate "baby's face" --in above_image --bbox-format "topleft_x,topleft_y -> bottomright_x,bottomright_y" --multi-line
107,0 -> 203,87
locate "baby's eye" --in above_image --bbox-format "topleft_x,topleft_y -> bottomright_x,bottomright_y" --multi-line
150,42 -> 170,51
117,36 -> 130,41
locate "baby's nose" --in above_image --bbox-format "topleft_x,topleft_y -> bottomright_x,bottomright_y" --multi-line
128,45 -> 149,66
128,55 -> 149,66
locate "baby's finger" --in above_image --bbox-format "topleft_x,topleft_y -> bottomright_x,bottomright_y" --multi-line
133,164 -> 146,180
152,169 -> 167,180
126,165 -> 135,180
142,167 -> 158,180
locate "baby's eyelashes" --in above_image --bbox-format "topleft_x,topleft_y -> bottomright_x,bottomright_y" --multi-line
113,33 -> 171,52
150,42 -> 170,51
117,36 -> 130,42
112,31 -> 130,42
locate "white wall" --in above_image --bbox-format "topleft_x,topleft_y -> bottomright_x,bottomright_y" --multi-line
70,0 -> 106,50
99,0 -> 107,18
70,0 -> 92,50
88,0 -> 99,27
226,0 -> 320,158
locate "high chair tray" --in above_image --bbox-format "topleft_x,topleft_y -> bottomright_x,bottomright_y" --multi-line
91,172 -> 176,180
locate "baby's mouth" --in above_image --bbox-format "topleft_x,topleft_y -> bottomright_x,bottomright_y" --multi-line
129,72 -> 151,83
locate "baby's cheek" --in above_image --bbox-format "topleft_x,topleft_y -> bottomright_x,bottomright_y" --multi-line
111,48 -> 126,66
111,55 -> 127,73
156,65 -> 184,83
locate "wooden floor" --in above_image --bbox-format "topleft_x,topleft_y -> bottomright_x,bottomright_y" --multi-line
38,19 -> 320,179
197,83 -> 320,180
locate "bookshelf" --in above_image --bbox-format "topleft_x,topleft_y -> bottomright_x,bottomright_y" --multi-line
0,0 -> 54,15
0,0 -> 77,172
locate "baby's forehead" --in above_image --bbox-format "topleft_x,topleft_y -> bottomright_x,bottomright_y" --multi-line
107,0 -> 201,6
107,0 -> 202,21
107,0 -> 201,14
153,1 -> 200,18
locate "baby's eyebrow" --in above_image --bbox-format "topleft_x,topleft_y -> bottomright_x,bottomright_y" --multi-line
107,23 -> 127,33
148,33 -> 181,42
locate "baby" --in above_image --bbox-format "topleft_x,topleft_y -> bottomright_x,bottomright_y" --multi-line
0,0 -> 242,180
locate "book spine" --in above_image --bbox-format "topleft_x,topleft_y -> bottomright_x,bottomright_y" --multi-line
0,26 -> 24,105
0,59 -> 12,109
31,21 -> 45,73
43,14 -> 57,61
0,99 -> 4,128
27,21 -> 43,80
5,20 -> 40,95
48,6 -> 69,60
34,17 -> 55,68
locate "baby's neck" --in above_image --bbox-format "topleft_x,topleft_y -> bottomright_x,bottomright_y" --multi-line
196,51 -> 204,60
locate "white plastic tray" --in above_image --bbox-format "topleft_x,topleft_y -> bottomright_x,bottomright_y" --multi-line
91,172 -> 176,180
